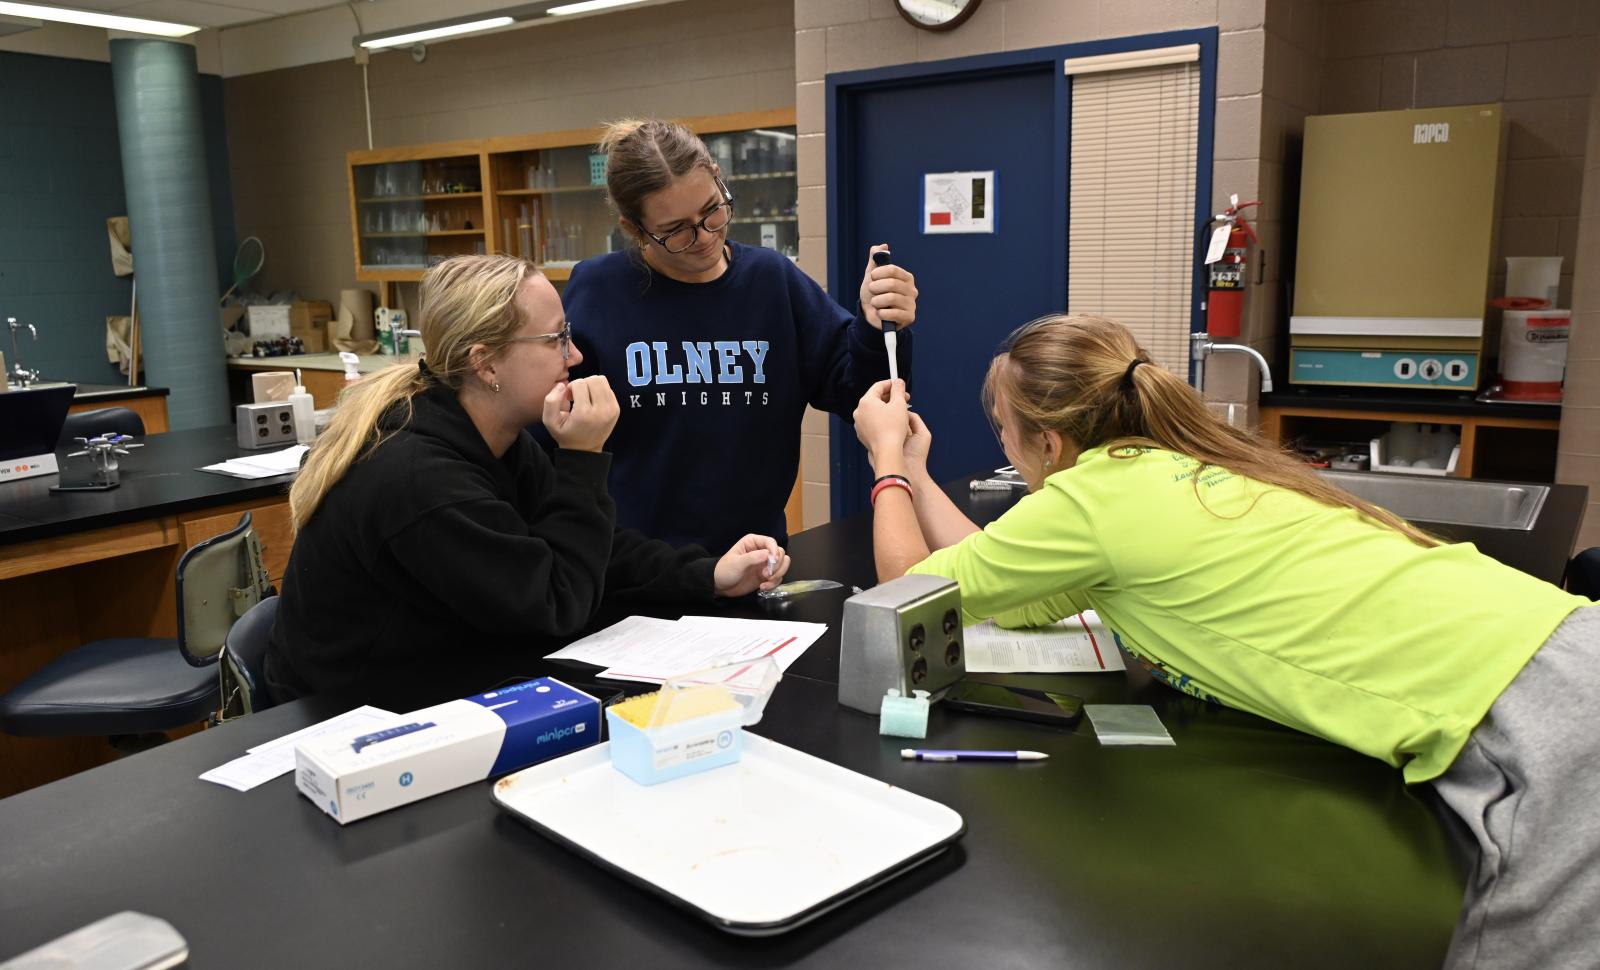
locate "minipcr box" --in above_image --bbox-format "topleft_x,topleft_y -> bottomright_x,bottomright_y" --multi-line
296,677 -> 599,824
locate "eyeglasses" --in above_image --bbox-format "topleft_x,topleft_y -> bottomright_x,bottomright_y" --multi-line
506,321 -> 572,361
641,200 -> 734,254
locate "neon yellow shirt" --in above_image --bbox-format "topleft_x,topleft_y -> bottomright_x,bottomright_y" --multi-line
910,446 -> 1585,782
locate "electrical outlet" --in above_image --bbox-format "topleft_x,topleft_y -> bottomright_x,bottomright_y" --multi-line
235,402 -> 298,449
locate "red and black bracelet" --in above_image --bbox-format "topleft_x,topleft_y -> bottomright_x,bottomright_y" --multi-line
870,473 -> 913,506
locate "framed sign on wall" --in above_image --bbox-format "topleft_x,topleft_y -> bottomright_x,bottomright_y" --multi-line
921,170 -> 995,234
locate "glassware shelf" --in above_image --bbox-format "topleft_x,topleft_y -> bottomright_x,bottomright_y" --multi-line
357,192 -> 484,204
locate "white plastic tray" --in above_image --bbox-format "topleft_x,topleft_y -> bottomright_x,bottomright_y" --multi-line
491,732 -> 965,936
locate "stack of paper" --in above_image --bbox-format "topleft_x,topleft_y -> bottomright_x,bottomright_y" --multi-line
547,615 -> 826,685
198,705 -> 396,791
199,444 -> 308,480
963,611 -> 1126,673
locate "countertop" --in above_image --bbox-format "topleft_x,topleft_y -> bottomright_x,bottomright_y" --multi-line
0,425 -> 294,546
0,477 -> 1476,969
1262,386 -> 1560,421
4,464 -> 1585,967
72,382 -> 168,400
1419,478 -> 1586,583
3,382 -> 167,400
226,353 -> 398,373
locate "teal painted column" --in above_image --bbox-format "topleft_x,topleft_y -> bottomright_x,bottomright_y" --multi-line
111,39 -> 227,430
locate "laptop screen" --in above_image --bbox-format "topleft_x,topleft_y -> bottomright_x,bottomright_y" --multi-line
0,385 -> 78,463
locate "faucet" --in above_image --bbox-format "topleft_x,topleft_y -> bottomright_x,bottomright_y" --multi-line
1191,331 -> 1272,395
7,317 -> 39,388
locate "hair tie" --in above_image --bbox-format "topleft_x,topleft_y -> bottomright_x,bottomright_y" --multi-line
417,357 -> 438,383
1121,358 -> 1145,390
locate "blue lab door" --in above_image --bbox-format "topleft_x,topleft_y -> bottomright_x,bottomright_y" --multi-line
830,65 -> 1065,519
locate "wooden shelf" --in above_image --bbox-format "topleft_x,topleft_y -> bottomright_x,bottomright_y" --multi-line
495,174 -> 793,197
361,229 -> 483,238
725,171 -> 797,181
358,192 -> 483,203
358,267 -> 427,280
496,184 -> 606,196
350,108 -> 795,290
1259,403 -> 1560,480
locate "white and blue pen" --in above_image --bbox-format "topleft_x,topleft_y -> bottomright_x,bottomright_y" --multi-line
872,249 -> 899,383
901,749 -> 1049,762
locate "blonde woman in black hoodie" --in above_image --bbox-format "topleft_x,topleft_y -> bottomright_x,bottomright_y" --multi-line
266,255 -> 789,702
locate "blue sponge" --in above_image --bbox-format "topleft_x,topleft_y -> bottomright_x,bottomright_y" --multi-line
879,689 -> 931,739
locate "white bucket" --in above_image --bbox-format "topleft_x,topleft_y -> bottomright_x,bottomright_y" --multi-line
1505,256 -> 1562,306
1499,308 -> 1570,400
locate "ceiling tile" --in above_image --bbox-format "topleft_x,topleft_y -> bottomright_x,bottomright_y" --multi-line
114,0 -> 277,27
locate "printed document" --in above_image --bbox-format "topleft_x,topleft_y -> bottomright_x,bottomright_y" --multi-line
198,444 -> 307,480
963,611 -> 1126,673
199,705 -> 395,792
548,615 -> 826,685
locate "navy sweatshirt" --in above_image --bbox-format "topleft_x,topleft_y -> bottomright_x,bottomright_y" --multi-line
266,383 -> 716,703
562,243 -> 912,552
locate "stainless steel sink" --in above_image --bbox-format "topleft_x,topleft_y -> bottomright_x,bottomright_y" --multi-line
5,380 -> 72,392
1318,470 -> 1549,531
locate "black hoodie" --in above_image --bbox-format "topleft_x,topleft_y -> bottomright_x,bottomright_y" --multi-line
265,383 -> 715,702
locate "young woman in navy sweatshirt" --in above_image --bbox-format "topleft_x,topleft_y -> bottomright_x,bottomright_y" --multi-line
560,118 -> 919,552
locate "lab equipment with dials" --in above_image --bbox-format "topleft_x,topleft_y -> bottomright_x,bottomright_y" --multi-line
1290,103 -> 1506,391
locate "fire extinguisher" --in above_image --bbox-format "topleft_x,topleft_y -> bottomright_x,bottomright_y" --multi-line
1204,196 -> 1259,339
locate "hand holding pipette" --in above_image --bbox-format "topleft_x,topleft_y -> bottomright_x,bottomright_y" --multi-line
859,246 -> 917,381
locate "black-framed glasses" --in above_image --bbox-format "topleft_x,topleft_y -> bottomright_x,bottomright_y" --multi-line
506,320 -> 572,361
641,198 -> 735,254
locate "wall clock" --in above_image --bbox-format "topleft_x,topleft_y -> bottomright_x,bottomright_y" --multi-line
893,0 -> 983,32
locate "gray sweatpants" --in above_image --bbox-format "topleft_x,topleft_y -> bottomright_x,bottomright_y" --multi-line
1431,602 -> 1600,970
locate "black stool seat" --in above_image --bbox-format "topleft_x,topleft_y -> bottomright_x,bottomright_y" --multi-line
0,638 -> 219,736
0,511 -> 270,745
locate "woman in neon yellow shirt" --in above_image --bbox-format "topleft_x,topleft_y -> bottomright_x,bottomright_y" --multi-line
852,314 -> 1595,970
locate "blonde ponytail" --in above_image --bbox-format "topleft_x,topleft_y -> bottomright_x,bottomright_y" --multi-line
289,254 -> 536,532
985,315 -> 1440,547
289,364 -> 424,531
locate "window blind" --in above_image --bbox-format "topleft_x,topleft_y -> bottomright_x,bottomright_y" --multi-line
1067,51 -> 1200,374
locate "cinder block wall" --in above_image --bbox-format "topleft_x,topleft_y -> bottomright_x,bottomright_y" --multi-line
223,0 -> 795,306
794,0 -> 1276,527
1556,64 -> 1600,549
1320,0 -> 1598,322
796,0 -> 1598,538
1318,1 -> 1599,549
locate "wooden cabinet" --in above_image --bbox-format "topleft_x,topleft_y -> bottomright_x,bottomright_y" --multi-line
0,493 -> 291,795
1259,404 -> 1561,481
347,109 -> 797,284
348,150 -> 492,282
179,497 -> 294,585
68,393 -> 169,434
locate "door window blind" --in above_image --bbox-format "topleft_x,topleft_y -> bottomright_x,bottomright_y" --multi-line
1067,47 -> 1200,374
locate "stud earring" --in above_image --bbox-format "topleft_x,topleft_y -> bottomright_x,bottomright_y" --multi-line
491,380 -> 501,393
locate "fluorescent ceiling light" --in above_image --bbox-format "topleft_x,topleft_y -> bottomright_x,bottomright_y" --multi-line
353,0 -> 664,53
359,16 -> 515,49
548,0 -> 649,15
753,129 -> 796,141
0,1 -> 197,37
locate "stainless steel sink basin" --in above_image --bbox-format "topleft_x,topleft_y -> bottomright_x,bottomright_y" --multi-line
4,380 -> 72,392
1318,470 -> 1549,531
